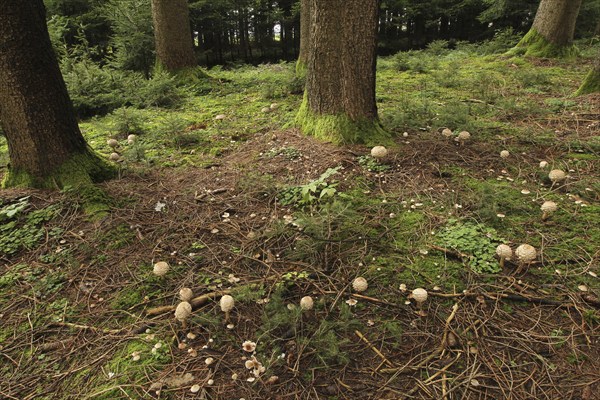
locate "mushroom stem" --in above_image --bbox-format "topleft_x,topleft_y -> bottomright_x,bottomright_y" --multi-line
225,310 -> 230,323
499,256 -> 505,269
542,211 -> 549,221
181,320 -> 187,331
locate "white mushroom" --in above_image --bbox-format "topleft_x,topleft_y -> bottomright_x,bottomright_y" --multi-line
370,146 -> 388,159
179,287 -> 193,302
352,277 -> 368,292
496,244 -> 513,268
300,296 -> 314,311
455,131 -> 470,145
215,114 -> 226,120
500,150 -> 510,159
107,139 -> 118,148
548,169 -> 566,184
220,294 -> 235,322
153,261 -> 170,276
441,128 -> 453,138
270,103 -> 279,110
541,201 -> 557,221
127,134 -> 137,143
175,301 -> 192,329
539,161 -> 548,169
515,244 -> 536,274
109,152 -> 121,162
411,288 -> 428,316
261,107 -> 271,113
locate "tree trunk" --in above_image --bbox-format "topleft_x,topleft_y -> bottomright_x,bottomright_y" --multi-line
295,0 -> 389,145
0,0 -> 114,194
151,0 -> 196,71
575,52 -> 600,95
296,0 -> 311,77
512,0 -> 582,58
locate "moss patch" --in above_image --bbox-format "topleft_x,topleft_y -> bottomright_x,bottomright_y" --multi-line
575,67 -> 600,96
509,28 -> 578,59
295,94 -> 391,145
2,150 -> 115,216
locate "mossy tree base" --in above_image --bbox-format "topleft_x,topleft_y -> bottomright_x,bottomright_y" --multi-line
296,96 -> 391,146
295,60 -> 307,79
2,150 -> 116,215
575,68 -> 600,95
508,28 -> 578,59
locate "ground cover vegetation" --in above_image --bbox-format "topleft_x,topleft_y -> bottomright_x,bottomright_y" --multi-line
0,0 -> 599,399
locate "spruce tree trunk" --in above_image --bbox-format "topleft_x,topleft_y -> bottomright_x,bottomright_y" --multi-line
296,0 -> 389,145
296,0 -> 311,77
512,0 -> 582,58
575,53 -> 600,95
0,0 -> 114,192
151,0 -> 196,71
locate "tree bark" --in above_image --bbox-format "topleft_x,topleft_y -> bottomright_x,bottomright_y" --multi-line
151,0 -> 197,71
512,0 -> 582,58
296,0 -> 311,77
0,0 -> 114,192
296,0 -> 389,145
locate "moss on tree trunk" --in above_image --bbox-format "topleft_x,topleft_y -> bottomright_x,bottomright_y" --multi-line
510,0 -> 582,58
296,0 -> 390,145
510,28 -> 578,58
0,0 -> 116,215
296,94 -> 388,145
575,66 -> 600,95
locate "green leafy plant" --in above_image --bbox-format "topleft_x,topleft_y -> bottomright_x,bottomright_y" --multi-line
436,219 -> 505,273
357,155 -> 390,172
278,167 -> 341,207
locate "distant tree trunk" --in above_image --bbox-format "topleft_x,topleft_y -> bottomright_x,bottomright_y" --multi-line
151,0 -> 196,71
512,0 -> 582,58
296,0 -> 311,77
296,0 -> 389,144
0,0 -> 114,194
575,52 -> 600,95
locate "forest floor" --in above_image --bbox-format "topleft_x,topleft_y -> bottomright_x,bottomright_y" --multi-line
0,45 -> 599,400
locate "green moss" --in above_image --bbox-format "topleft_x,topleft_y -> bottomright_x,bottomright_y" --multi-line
2,150 -> 116,216
575,68 -> 600,96
295,60 -> 307,79
295,93 -> 391,145
509,28 -> 578,59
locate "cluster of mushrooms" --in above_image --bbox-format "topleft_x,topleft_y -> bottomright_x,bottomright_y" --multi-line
106,134 -> 137,162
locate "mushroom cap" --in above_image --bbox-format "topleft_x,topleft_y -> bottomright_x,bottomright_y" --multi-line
127,134 -> 137,142
541,201 -> 557,213
548,169 -> 566,183
261,107 -> 271,113
457,131 -> 471,140
174,301 -> 192,321
352,277 -> 368,292
441,128 -> 453,137
109,152 -> 121,161
496,244 -> 513,259
370,146 -> 388,159
153,261 -> 170,276
220,294 -> 235,312
500,150 -> 510,158
300,296 -> 314,310
215,114 -> 226,120
539,161 -> 548,169
412,288 -> 428,303
179,287 -> 194,302
515,244 -> 536,263
270,103 -> 279,110
107,139 -> 118,148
